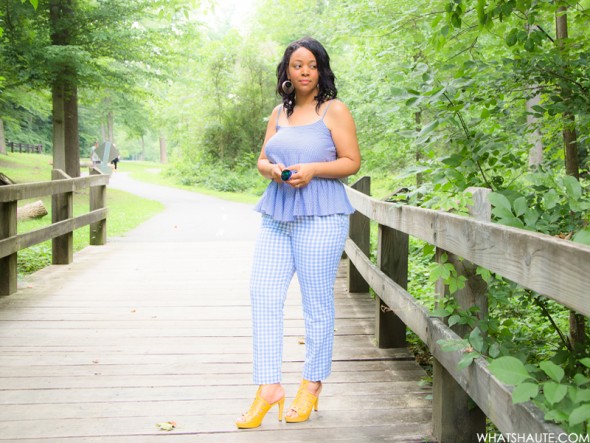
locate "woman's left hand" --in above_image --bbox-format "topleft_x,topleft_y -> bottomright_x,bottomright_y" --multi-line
286,164 -> 315,189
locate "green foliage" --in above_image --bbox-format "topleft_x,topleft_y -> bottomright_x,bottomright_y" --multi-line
166,152 -> 267,195
433,268 -> 589,433
17,244 -> 51,275
489,355 -> 590,433
390,10 -> 589,431
429,252 -> 467,295
0,0 -> 196,161
489,172 -> 590,235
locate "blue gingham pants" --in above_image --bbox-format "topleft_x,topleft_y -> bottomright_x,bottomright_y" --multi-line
250,214 -> 349,384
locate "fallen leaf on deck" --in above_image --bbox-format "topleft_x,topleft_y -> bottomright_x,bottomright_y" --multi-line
156,421 -> 176,431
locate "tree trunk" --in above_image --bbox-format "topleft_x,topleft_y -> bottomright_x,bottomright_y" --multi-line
526,93 -> 543,168
556,5 -> 579,180
556,3 -> 585,346
140,134 -> 145,161
159,131 -> 168,164
0,118 -> 6,155
52,82 -> 66,171
415,110 -> 423,185
64,78 -> 80,178
50,0 -> 79,177
562,113 -> 579,179
107,110 -> 114,143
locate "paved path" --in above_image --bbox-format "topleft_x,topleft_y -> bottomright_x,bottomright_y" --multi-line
107,172 -> 261,242
0,173 -> 433,442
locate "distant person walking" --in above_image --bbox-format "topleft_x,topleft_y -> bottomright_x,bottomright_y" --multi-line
91,141 -> 100,166
236,37 -> 361,429
111,155 -> 120,170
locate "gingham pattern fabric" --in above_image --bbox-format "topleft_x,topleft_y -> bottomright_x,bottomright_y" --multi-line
254,101 -> 355,222
250,214 -> 349,384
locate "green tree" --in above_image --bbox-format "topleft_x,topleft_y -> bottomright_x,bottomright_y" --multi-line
1,0 -> 198,173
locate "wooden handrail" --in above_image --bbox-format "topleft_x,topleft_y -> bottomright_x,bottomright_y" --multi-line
0,208 -> 107,258
344,177 -> 587,442
0,174 -> 109,203
0,169 -> 110,295
346,185 -> 590,318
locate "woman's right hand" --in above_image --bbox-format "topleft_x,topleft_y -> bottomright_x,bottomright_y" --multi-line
269,163 -> 286,182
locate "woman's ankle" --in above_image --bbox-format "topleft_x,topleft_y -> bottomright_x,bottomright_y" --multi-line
260,383 -> 284,403
304,380 -> 321,395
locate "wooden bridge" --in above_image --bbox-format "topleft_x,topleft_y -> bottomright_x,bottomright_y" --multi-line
1,170 -> 589,442
0,172 -> 432,442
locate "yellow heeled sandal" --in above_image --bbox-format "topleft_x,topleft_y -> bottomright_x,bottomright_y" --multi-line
236,387 -> 285,429
285,380 -> 322,423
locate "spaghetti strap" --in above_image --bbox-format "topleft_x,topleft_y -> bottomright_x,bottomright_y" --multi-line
276,105 -> 283,128
321,100 -> 334,119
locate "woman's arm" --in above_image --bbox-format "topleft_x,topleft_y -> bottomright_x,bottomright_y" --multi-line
257,106 -> 285,182
287,100 -> 360,187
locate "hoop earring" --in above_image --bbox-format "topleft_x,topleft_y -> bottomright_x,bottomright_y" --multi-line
282,80 -> 294,95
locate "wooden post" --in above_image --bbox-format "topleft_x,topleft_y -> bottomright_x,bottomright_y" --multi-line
433,358 -> 485,442
348,176 -> 370,293
89,168 -> 107,245
51,169 -> 73,264
376,224 -> 408,348
0,200 -> 17,295
432,187 -> 490,443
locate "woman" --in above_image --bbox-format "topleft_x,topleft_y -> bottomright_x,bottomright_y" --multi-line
236,37 -> 361,429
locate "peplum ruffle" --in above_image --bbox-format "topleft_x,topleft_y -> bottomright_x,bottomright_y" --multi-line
254,178 -> 354,222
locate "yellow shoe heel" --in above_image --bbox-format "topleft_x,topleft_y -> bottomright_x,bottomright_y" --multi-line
277,397 -> 285,421
236,387 -> 286,429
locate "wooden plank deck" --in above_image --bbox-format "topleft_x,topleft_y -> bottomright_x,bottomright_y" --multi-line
0,177 -> 433,442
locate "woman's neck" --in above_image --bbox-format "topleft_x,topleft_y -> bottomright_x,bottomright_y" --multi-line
294,91 -> 317,108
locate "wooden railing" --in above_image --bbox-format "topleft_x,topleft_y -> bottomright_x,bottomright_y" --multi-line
345,176 -> 590,443
0,169 -> 109,296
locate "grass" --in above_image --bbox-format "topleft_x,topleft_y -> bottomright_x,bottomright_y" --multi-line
120,160 -> 260,204
1,152 -> 165,276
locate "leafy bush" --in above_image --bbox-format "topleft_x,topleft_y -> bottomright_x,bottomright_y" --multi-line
17,244 -> 51,275
489,356 -> 590,434
165,153 -> 268,196
489,172 -> 590,243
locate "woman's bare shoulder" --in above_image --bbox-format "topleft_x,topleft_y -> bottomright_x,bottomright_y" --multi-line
329,99 -> 353,116
325,99 -> 354,123
270,103 -> 282,116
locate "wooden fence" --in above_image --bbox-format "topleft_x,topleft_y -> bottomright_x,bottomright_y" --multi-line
0,169 -> 109,296
6,141 -> 44,154
345,176 -> 590,443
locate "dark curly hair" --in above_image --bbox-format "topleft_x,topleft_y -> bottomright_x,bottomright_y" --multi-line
276,37 -> 337,118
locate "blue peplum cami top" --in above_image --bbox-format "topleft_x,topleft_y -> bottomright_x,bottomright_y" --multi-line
254,102 -> 355,222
